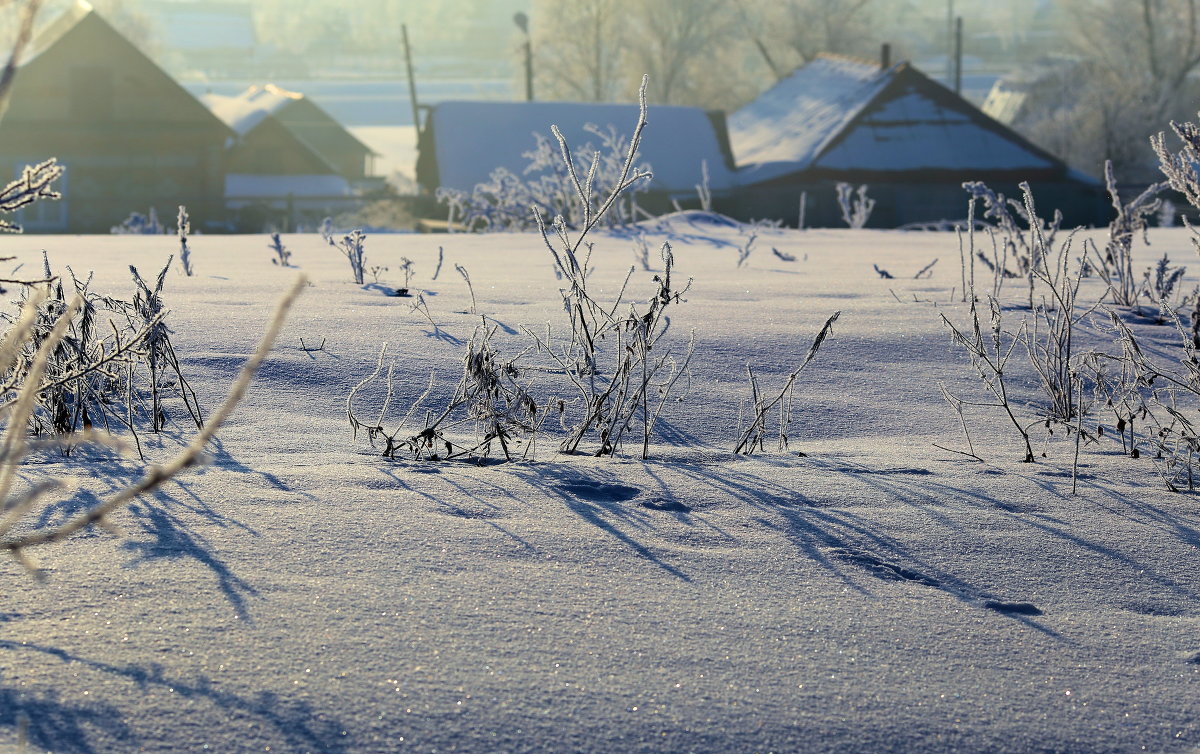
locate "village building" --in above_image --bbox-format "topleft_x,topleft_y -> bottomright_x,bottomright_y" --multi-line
728,54 -> 1105,227
0,0 -> 231,232
416,100 -> 737,216
202,84 -> 381,227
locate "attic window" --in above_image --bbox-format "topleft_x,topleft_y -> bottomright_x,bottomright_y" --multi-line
70,67 -> 115,120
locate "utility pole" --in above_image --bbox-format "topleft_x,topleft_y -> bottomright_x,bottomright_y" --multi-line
513,12 -> 533,101
946,0 -> 954,83
401,24 -> 420,131
954,16 -> 963,95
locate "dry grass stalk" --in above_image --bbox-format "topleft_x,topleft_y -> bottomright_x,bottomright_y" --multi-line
735,311 -> 840,455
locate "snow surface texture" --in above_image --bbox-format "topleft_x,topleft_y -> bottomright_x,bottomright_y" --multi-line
1,225 -> 1200,753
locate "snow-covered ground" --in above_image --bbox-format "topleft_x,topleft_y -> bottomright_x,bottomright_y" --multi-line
2,221 -> 1200,752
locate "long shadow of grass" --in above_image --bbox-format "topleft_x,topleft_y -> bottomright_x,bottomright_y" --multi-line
0,641 -> 352,752
0,684 -> 133,754
120,496 -> 259,621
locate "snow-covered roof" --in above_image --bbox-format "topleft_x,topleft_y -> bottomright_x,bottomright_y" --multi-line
730,54 -> 1077,183
729,55 -> 894,172
425,101 -> 735,196
203,85 -> 303,137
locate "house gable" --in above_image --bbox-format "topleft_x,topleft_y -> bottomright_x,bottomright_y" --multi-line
813,71 -> 1057,174
272,98 -> 376,180
9,3 -> 231,134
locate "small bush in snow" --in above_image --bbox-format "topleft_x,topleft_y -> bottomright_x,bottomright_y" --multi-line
111,207 -> 164,235
523,77 -> 695,459
835,182 -> 875,229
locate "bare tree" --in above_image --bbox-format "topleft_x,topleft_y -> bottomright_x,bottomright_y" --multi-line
625,0 -> 734,104
1011,0 -> 1200,179
755,0 -> 878,73
532,0 -> 628,102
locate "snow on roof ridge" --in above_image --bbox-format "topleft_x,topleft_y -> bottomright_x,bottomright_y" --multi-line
260,83 -> 304,101
729,55 -> 897,171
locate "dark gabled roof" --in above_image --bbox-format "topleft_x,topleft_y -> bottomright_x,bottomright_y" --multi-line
730,53 -> 1095,185
15,1 -> 233,136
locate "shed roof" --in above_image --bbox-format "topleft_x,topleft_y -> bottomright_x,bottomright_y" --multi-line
421,100 -> 736,196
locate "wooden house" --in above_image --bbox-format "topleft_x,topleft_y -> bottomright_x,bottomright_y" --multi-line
727,54 -> 1106,227
0,0 -> 232,232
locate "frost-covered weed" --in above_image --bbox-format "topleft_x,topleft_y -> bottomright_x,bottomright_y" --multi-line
1089,160 -> 1164,309
176,206 -> 194,276
437,121 -> 651,232
835,182 -> 875,229
736,312 -> 840,455
962,181 -> 1062,308
0,159 -> 63,234
268,232 -> 293,267
326,228 -> 368,285
111,207 -> 164,235
350,76 -> 692,462
347,325 -> 542,462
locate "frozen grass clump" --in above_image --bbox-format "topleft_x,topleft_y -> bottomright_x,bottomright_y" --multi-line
349,76 -> 694,462
962,180 -> 1062,308
0,167 -> 305,568
1087,160 -> 1165,309
0,276 -> 305,574
1,253 -> 209,458
347,325 -> 543,462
